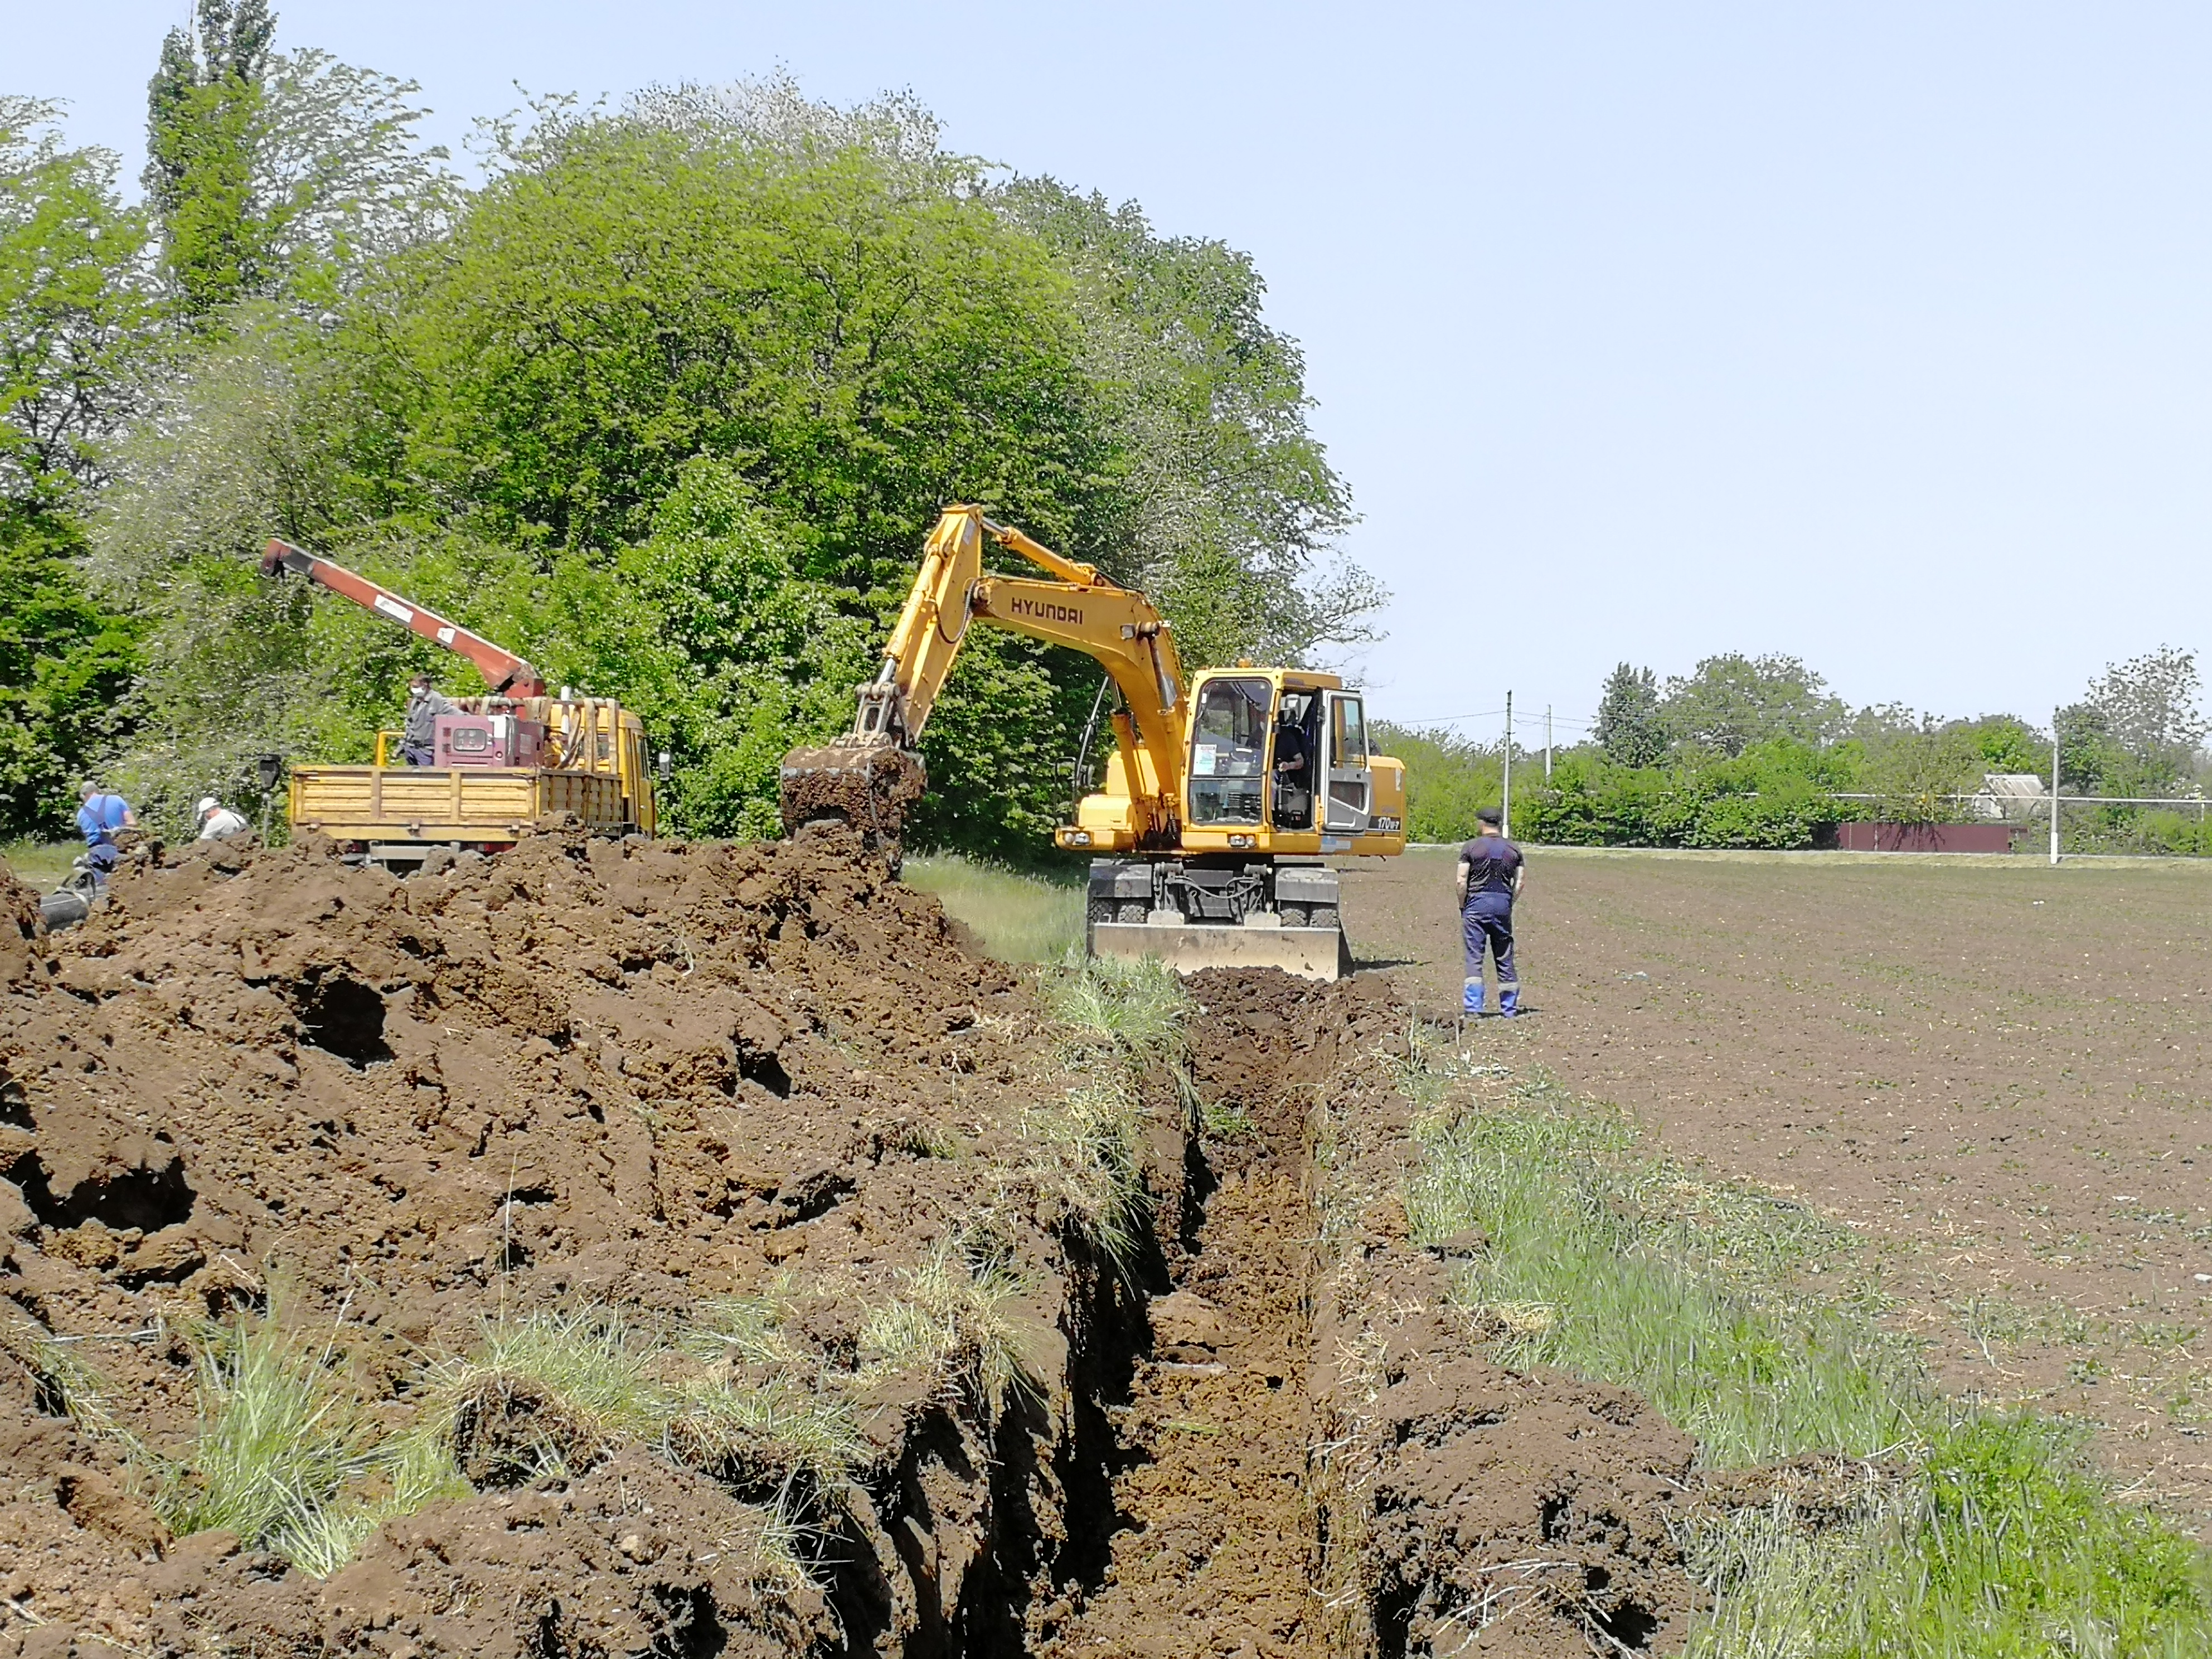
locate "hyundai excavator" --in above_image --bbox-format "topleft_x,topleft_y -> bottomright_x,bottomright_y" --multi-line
261,540 -> 659,867
780,506 -> 1406,979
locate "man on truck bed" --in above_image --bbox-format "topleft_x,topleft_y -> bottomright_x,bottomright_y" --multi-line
401,673 -> 455,766
1456,806 -> 1524,1017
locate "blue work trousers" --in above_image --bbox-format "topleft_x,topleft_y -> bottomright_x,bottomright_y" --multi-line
1462,892 -> 1518,1014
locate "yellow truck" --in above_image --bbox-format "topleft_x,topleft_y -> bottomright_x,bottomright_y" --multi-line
263,541 -> 659,870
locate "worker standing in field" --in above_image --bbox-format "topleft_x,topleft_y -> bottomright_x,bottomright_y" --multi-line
401,673 -> 455,767
1457,806 -> 1524,1016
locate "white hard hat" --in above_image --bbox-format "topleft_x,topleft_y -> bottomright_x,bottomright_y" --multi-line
196,797 -> 219,816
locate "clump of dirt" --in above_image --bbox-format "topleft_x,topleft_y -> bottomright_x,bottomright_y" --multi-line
0,828 -> 1177,1658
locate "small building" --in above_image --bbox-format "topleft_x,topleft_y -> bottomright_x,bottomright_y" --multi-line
1968,773 -> 2048,822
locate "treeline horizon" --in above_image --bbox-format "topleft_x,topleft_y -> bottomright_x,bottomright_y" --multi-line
1377,646 -> 2211,855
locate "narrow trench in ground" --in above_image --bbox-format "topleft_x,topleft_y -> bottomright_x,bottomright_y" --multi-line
1035,1047 -> 1321,1657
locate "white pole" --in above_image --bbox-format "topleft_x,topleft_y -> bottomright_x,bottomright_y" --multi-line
1545,704 -> 1553,781
1503,691 -> 1514,838
2050,707 -> 2061,867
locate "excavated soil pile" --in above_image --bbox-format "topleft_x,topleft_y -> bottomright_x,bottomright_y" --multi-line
0,831 -> 1173,1658
1041,969 -> 1700,1659
0,836 -> 1705,1659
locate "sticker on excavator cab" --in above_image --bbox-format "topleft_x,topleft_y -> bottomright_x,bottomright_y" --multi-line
373,595 -> 414,624
1322,835 -> 1352,852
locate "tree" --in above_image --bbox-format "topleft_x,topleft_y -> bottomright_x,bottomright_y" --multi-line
994,176 -> 1375,666
0,100 -> 151,836
1658,653 -> 1848,757
1858,724 -> 1987,823
1595,663 -> 1665,767
147,6 -> 455,319
145,0 -> 276,315
2080,647 -> 2203,794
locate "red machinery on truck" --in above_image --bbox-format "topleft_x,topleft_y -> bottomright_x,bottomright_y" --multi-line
261,539 -> 659,869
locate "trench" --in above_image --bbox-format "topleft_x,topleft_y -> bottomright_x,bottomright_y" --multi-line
1026,969 -> 1340,1659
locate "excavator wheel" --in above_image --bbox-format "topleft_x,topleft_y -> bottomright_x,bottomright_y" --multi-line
777,741 -> 928,852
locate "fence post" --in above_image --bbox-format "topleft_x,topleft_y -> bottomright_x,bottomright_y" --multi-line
1503,691 -> 1514,838
2050,709 -> 2061,866
1545,705 -> 1553,781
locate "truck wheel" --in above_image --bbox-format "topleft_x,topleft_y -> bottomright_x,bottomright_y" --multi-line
1087,897 -> 1113,926
1117,899 -> 1149,923
1307,905 -> 1338,933
1278,902 -> 1309,927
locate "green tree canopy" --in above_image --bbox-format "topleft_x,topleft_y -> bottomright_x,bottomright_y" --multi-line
1658,653 -> 1849,757
1595,662 -> 1664,767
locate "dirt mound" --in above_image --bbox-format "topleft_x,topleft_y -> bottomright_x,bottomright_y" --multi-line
0,847 -> 1711,1657
0,829 -> 1163,1657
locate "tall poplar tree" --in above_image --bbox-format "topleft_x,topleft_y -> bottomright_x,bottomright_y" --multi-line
144,0 -> 278,317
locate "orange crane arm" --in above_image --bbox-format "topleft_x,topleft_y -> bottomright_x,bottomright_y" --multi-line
260,539 -> 547,698
852,505 -> 1188,843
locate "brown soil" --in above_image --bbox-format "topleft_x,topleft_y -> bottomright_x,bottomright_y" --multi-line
1041,969 -> 1700,1659
1343,846 -> 2212,1522
0,835 -> 1706,1657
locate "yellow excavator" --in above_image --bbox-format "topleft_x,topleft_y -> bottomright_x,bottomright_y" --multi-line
780,506 -> 1406,978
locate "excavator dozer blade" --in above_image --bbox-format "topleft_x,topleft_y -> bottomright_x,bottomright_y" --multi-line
1088,920 -> 1352,982
778,741 -> 928,850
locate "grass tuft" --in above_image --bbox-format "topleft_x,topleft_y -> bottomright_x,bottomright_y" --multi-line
1409,1081 -> 1919,1466
861,1234 -> 1036,1417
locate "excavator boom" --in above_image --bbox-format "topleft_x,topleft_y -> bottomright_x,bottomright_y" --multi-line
780,506 -> 1187,848
261,539 -> 547,698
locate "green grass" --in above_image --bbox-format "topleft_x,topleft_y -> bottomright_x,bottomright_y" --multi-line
903,851 -> 1084,962
0,838 -> 80,889
1401,1055 -> 2212,1656
1027,954 -> 1196,1273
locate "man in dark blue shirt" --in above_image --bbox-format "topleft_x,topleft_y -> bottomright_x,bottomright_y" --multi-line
1456,807 -> 1524,1016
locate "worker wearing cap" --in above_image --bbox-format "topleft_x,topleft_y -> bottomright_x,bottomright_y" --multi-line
74,782 -> 137,876
196,798 -> 251,840
1456,806 -> 1524,1016
401,673 -> 455,767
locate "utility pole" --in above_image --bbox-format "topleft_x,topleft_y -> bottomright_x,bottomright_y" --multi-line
2050,707 -> 2061,867
1502,691 -> 1514,838
1545,705 -> 1553,782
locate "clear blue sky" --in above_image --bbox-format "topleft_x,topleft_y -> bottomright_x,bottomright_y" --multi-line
13,2 -> 2212,744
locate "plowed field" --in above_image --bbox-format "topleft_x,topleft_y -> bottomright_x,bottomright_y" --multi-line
1343,845 -> 2212,1524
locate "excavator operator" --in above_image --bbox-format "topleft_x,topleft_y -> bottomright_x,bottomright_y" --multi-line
1273,692 -> 1317,830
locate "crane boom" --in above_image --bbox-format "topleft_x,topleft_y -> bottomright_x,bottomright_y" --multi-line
260,539 -> 547,698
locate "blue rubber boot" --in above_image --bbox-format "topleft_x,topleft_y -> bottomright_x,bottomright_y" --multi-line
1463,976 -> 1485,1017
1498,981 -> 1520,1017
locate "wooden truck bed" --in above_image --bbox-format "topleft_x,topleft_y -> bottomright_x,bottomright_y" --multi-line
288,765 -> 633,845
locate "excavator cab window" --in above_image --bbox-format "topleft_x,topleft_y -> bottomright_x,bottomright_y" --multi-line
1273,691 -> 1320,830
1188,676 -> 1270,826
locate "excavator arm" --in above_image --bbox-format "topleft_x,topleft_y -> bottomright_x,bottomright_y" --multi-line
260,539 -> 547,698
780,506 -> 1188,847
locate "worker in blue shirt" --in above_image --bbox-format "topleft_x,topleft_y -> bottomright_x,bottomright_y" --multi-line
1456,807 -> 1524,1016
74,782 -> 138,877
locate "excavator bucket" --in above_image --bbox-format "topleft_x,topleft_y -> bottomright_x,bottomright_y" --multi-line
1088,919 -> 1352,981
778,740 -> 928,850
